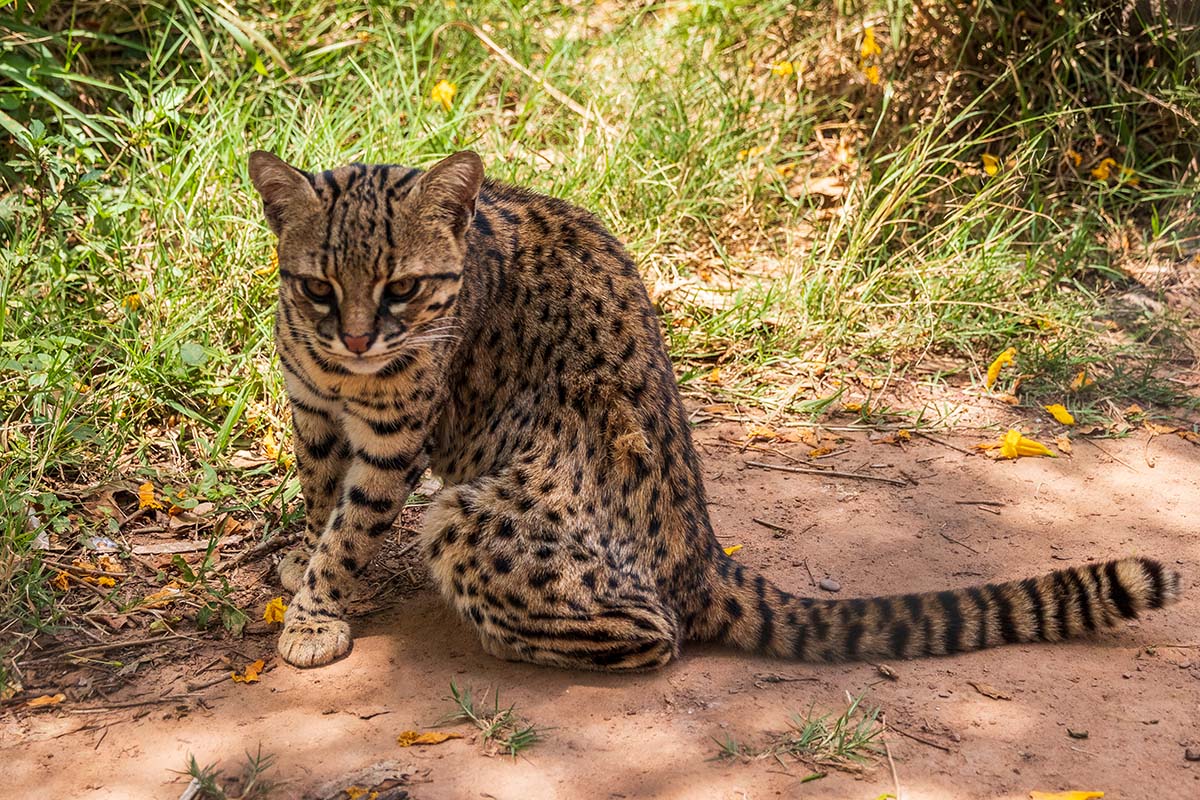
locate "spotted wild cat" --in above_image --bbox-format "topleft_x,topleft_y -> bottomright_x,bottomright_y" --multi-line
247,149 -> 1181,670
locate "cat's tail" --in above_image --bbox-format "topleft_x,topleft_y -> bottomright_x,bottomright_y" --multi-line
690,555 -> 1181,661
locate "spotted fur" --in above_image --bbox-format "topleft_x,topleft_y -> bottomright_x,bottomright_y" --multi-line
248,150 -> 1182,670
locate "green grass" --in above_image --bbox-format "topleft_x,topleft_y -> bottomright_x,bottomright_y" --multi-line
440,681 -> 545,757
1,1 -> 1197,686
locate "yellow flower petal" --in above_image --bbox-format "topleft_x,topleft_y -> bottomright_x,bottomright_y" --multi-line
981,153 -> 1000,176
122,293 -> 142,311
263,597 -> 287,624
704,367 -> 722,385
723,544 -> 743,556
430,79 -> 457,111
771,61 -> 794,77
26,693 -> 66,708
1065,149 -> 1082,167
397,730 -> 463,747
232,659 -> 264,683
860,25 -> 881,58
52,571 -> 70,591
1029,792 -> 1103,800
1091,157 -> 1116,181
998,429 -> 1056,459
864,65 -> 880,85
1069,370 -> 1095,391
985,347 -> 1016,389
1043,404 -> 1075,425
137,481 -> 163,510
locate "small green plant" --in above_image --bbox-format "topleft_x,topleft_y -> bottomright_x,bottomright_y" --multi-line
716,693 -> 883,773
170,535 -> 249,636
440,681 -> 545,758
183,746 -> 275,800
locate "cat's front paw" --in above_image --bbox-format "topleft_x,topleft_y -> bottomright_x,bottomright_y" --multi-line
277,617 -> 352,667
277,547 -> 311,594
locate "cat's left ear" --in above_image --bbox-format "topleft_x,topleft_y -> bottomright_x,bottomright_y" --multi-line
248,150 -> 319,236
414,151 -> 484,237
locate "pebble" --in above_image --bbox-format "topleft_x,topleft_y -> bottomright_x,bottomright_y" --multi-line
818,578 -> 841,593
1186,748 -> 1200,762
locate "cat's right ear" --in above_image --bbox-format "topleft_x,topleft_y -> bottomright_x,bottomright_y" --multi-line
248,151 -> 319,236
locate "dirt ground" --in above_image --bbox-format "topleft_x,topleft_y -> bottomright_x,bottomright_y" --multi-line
4,421 -> 1198,799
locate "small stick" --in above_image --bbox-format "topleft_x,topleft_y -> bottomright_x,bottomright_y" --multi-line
882,716 -> 903,800
746,461 -> 908,487
801,557 -> 817,587
25,632 -> 196,662
953,500 -> 1005,507
66,693 -> 202,713
1083,437 -> 1138,472
212,531 -> 299,575
937,530 -> 980,554
887,723 -> 953,753
752,517 -> 791,534
186,673 -> 232,692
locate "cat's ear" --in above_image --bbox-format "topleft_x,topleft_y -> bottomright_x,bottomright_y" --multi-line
414,151 -> 484,237
248,151 -> 319,236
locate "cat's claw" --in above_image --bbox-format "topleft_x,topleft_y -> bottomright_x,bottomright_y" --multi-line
277,618 -> 352,667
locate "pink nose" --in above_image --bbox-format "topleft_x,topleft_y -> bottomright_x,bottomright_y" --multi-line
341,333 -> 373,354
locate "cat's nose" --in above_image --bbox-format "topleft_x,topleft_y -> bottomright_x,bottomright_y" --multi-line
341,332 -> 374,354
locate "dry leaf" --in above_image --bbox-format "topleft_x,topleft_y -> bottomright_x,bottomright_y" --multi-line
842,401 -> 863,413
396,730 -> 463,747
141,585 -> 181,608
1122,403 -> 1144,416
1044,404 -> 1075,425
137,481 -> 162,510
231,659 -> 264,683
1069,370 -> 1095,391
1029,792 -> 1103,800
969,680 -> 1012,700
1054,435 -> 1072,455
745,424 -> 776,441
52,571 -> 70,591
26,693 -> 66,708
808,446 -> 833,458
704,367 -> 723,385
263,597 -> 287,624
985,347 -> 1016,389
723,545 -> 743,556
1144,422 -> 1178,436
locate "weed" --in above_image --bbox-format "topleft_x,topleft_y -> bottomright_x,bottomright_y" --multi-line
440,681 -> 545,758
182,746 -> 276,800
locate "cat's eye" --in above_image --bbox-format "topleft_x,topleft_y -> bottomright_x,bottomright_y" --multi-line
301,278 -> 334,302
384,277 -> 420,303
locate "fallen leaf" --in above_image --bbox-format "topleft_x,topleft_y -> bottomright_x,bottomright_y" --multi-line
26,693 -> 66,708
52,571 -> 70,591
263,597 -> 287,624
1091,157 -> 1117,181
981,153 -> 1000,176
808,446 -> 833,458
1029,792 -> 1103,800
1054,435 -> 1072,455
343,787 -> 373,800
231,659 -> 265,683
723,545 -> 743,556
1044,404 -> 1075,425
1123,403 -> 1144,416
140,585 -> 181,608
1069,370 -> 1095,391
1179,431 -> 1200,444
969,680 -> 1012,700
985,347 -> 1016,389
396,730 -> 463,747
1065,149 -> 1083,167
137,481 -> 162,510
1144,422 -> 1178,436
842,401 -> 863,413
745,424 -> 777,441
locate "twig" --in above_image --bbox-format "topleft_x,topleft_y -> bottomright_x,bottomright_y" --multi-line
186,673 -> 232,692
953,500 -> 1005,507
800,557 -> 817,588
913,430 -> 973,455
1082,437 -> 1138,472
882,718 -> 903,800
746,461 -> 908,487
25,632 -> 197,662
66,693 -> 202,713
937,530 -> 980,555
886,723 -> 953,753
212,531 -> 299,575
448,22 -> 618,138
752,517 -> 791,534
131,535 -> 242,556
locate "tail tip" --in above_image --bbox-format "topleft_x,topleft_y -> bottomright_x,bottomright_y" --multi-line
1123,557 -> 1183,610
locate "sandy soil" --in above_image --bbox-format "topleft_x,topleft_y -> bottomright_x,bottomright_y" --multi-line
4,423 -> 1198,799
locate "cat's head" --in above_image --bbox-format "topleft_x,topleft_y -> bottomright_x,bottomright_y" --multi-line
248,150 -> 483,375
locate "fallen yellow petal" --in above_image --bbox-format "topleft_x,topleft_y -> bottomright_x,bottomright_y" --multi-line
430,79 -> 457,111
808,446 -> 833,458
1091,157 -> 1116,181
122,293 -> 142,311
985,347 -> 1016,389
52,571 -> 70,591
981,153 -> 1000,176
771,60 -> 794,77
723,544 -> 743,556
860,25 -> 881,58
137,481 -> 163,510
998,429 -> 1056,459
232,659 -> 265,683
863,64 -> 880,85
1065,149 -> 1082,167
397,730 -> 463,747
1029,792 -> 1103,800
263,597 -> 287,624
704,367 -> 722,385
1123,403 -> 1144,416
1044,404 -> 1075,425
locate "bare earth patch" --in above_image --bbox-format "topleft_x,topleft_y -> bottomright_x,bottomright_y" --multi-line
3,425 -> 1198,799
